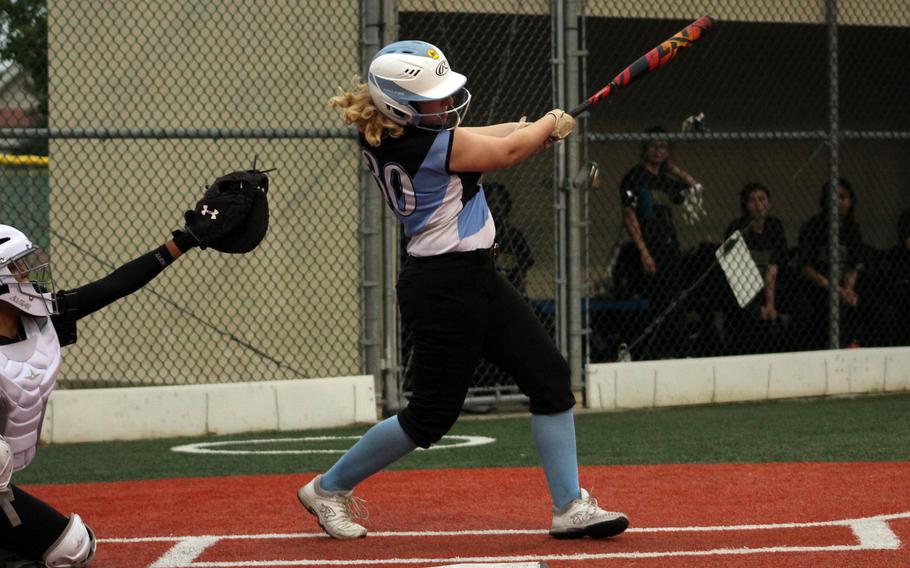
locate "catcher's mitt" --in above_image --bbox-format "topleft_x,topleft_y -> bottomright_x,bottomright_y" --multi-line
184,169 -> 270,253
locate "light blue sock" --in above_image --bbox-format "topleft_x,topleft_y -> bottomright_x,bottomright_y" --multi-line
320,415 -> 417,492
531,409 -> 581,510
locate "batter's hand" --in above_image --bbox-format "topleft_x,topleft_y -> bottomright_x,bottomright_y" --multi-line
545,109 -> 576,140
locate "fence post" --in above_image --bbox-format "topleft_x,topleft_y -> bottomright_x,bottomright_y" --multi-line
826,0 -> 841,350
551,0 -> 569,364
380,0 -> 402,413
361,0 -> 384,398
564,0 -> 585,397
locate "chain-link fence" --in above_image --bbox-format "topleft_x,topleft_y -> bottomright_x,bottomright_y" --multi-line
2,0 -> 365,388
1,2 -> 908,406
583,2 -> 910,365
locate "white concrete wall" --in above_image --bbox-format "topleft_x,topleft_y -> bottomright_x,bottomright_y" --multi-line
586,347 -> 910,410
42,375 -> 377,443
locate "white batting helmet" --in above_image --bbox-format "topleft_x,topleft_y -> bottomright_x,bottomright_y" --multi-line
0,224 -> 57,317
367,40 -> 471,130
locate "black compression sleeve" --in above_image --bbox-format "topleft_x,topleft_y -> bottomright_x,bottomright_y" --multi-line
54,245 -> 177,322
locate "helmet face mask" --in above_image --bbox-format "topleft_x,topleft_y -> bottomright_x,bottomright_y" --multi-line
412,87 -> 472,131
367,40 -> 471,131
0,225 -> 57,317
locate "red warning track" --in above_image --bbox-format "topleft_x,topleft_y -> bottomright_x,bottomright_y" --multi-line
24,461 -> 910,567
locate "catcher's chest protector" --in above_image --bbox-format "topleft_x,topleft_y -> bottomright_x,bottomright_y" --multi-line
0,316 -> 61,472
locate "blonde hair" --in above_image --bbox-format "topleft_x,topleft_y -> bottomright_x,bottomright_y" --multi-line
329,80 -> 405,147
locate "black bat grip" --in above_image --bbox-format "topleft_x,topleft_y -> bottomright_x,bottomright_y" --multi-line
569,80 -> 616,117
568,100 -> 592,118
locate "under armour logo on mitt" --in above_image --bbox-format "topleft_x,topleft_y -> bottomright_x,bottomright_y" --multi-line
182,168 -> 271,253
200,205 -> 219,219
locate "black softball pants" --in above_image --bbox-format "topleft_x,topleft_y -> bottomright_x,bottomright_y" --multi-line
396,250 -> 575,448
0,485 -> 68,561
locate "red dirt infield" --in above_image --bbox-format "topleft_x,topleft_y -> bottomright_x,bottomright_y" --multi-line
25,461 -> 910,567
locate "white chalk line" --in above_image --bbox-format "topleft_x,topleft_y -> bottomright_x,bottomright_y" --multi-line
150,546 -> 906,567
105,511 -> 910,543
170,435 -> 495,455
105,511 -> 909,567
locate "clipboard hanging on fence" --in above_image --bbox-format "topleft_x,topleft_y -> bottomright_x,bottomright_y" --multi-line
716,230 -> 764,308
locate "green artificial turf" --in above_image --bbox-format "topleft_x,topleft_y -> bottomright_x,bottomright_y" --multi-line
16,393 -> 910,485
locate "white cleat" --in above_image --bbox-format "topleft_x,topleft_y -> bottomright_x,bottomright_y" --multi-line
549,488 -> 628,539
297,475 -> 368,539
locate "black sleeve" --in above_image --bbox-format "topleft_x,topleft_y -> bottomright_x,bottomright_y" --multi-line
797,216 -> 821,269
723,217 -> 745,240
516,229 -> 534,270
898,209 -> 910,244
843,222 -> 864,271
51,245 -> 180,345
619,167 -> 639,208
770,218 -> 789,266
51,312 -> 78,347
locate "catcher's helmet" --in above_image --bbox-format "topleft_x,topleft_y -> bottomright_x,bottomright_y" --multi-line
0,224 -> 57,316
367,40 -> 471,130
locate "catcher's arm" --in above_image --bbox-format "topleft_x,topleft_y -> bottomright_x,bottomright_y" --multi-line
51,168 -> 270,345
166,238 -> 187,259
51,191 -> 209,325
53,239 -> 187,326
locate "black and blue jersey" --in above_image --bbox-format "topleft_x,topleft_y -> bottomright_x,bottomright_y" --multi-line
361,127 -> 494,256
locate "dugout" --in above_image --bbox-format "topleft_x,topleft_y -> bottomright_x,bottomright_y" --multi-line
398,1 -> 910,399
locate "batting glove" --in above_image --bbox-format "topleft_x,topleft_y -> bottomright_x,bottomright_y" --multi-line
546,109 -> 576,140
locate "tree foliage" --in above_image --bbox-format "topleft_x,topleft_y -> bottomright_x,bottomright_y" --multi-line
0,0 -> 48,152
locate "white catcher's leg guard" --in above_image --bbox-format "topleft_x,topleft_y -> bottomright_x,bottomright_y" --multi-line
41,514 -> 96,567
0,436 -> 20,527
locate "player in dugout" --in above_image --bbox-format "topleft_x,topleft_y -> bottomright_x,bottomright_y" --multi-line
299,40 -> 629,540
0,170 -> 268,566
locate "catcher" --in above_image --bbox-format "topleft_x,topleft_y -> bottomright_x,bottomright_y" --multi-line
0,168 -> 269,567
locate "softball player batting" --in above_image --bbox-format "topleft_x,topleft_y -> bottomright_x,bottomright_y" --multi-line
299,40 -> 628,540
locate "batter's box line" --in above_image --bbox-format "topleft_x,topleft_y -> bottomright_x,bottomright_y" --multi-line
99,511 -> 908,568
